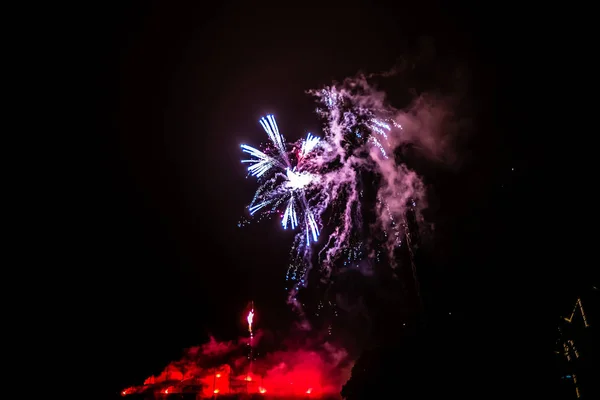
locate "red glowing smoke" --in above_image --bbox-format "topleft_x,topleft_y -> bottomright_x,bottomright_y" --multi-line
122,330 -> 352,398
253,343 -> 349,396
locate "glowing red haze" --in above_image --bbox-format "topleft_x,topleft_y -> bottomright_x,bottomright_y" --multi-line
122,331 -> 352,398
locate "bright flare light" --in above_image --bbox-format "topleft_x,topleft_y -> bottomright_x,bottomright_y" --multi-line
247,309 -> 254,333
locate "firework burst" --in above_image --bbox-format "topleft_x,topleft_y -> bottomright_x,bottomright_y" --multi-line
241,115 -> 322,245
240,76 -> 433,295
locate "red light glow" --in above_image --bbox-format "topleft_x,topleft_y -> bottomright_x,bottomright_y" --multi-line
121,332 -> 352,398
120,386 -> 139,396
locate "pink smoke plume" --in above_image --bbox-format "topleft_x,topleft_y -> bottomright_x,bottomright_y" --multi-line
305,73 -> 454,270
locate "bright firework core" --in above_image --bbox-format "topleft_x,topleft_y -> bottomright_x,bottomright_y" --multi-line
285,168 -> 314,191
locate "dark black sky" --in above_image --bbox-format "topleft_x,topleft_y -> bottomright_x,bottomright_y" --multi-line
84,1 -> 596,397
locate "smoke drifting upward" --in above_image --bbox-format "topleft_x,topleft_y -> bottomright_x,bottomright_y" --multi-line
306,72 -> 455,271
121,329 -> 353,398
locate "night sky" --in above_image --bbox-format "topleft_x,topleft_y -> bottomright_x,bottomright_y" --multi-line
85,1 -> 596,398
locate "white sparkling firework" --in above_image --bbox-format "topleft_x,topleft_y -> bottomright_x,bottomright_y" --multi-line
240,75 -> 437,290
241,115 -> 321,245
